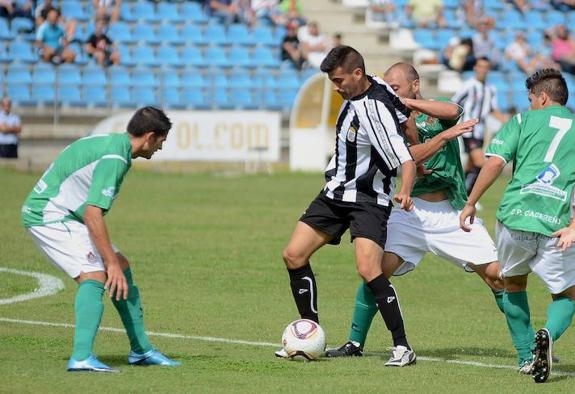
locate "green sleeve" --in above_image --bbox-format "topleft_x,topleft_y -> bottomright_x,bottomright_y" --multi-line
86,157 -> 128,211
486,114 -> 522,163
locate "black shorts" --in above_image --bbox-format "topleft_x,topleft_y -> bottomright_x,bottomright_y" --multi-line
299,192 -> 391,249
462,136 -> 484,153
0,144 -> 18,158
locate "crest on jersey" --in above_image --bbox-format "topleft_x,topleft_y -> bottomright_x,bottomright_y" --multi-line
346,125 -> 357,142
536,164 -> 559,185
521,164 -> 566,201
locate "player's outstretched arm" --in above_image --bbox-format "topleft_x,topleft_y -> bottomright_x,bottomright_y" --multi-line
410,119 -> 478,164
84,205 -> 128,300
394,160 -> 415,211
402,98 -> 461,120
460,156 -> 506,232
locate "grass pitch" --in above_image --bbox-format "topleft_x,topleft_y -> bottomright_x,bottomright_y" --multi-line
1,166 -> 574,393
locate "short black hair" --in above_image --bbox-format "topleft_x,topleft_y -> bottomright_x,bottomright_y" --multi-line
320,45 -> 365,74
525,68 -> 568,105
475,56 -> 491,65
127,106 -> 172,137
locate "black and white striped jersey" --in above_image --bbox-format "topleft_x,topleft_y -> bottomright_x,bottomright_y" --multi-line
322,75 -> 413,207
451,77 -> 498,140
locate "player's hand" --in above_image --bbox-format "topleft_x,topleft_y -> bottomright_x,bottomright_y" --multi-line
460,203 -> 476,232
105,263 -> 128,301
417,164 -> 433,176
394,193 -> 414,211
444,119 -> 479,141
400,97 -> 414,109
553,227 -> 575,251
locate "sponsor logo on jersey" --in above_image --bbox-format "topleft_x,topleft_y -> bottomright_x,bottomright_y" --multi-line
346,125 -> 357,142
102,186 -> 116,198
520,164 -> 566,202
510,208 -> 562,226
33,179 -> 48,194
491,138 -> 504,145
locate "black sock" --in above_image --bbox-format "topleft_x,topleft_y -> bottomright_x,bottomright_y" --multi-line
287,263 -> 318,323
367,273 -> 409,349
465,166 -> 481,195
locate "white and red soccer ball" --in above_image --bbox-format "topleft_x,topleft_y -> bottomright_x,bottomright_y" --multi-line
281,319 -> 326,360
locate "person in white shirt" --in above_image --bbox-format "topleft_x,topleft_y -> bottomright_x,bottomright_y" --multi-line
0,97 -> 22,159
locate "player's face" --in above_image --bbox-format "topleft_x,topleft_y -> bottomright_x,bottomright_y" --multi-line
141,132 -> 168,159
384,69 -> 416,99
474,60 -> 490,81
328,66 -> 362,100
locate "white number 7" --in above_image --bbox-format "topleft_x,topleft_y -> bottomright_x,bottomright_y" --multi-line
544,116 -> 573,162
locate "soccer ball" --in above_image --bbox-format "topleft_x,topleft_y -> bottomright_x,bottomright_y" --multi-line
281,319 -> 326,360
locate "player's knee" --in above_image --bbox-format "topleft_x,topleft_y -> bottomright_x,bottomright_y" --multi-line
356,261 -> 380,282
282,247 -> 306,269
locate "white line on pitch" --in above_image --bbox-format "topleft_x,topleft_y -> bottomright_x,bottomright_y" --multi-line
1,316 -> 574,378
0,268 -> 64,305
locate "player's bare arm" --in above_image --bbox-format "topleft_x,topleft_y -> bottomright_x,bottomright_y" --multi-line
394,160 -> 416,210
84,205 -> 128,300
460,156 -> 506,231
410,119 -> 478,164
402,97 -> 461,120
553,219 -> 575,251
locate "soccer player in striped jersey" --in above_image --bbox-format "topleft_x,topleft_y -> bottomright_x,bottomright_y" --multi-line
21,107 -> 180,372
461,69 -> 575,383
276,46 -> 417,365
325,63 -> 504,365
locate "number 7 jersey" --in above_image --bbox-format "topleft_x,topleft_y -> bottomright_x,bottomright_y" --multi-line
486,105 -> 575,236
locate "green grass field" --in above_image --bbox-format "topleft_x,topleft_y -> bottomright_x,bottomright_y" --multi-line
1,165 -> 574,393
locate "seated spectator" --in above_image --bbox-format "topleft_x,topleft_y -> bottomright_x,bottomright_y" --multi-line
0,0 -> 33,21
551,0 -> 575,11
366,0 -> 396,28
35,8 -> 76,64
86,19 -> 120,67
405,0 -> 446,28
332,33 -> 343,47
36,2 -> 77,42
281,20 -> 303,69
463,0 -> 483,29
442,37 -> 475,72
271,0 -> 306,27
507,0 -> 528,13
250,0 -> 279,25
472,17 -> 500,69
93,0 -> 121,24
505,32 -> 534,74
0,97 -> 22,159
551,25 -> 575,74
206,0 -> 251,26
299,21 -> 329,69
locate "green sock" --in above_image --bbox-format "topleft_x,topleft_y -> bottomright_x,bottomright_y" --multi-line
72,280 -> 105,361
348,282 -> 379,347
502,291 -> 535,366
492,289 -> 504,313
112,269 -> 153,354
545,297 -> 575,342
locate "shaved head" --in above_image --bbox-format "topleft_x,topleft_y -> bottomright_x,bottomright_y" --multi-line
383,62 -> 420,99
385,63 -> 420,83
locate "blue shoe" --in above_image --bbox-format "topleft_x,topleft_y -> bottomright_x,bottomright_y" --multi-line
67,354 -> 118,373
128,349 -> 181,366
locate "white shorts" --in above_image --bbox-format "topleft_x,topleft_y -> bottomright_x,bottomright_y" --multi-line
386,197 -> 498,276
496,221 -> 575,294
28,221 -> 119,279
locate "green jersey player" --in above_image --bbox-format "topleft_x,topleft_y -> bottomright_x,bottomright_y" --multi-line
460,69 -> 575,383
326,63 -> 504,363
21,107 -> 180,372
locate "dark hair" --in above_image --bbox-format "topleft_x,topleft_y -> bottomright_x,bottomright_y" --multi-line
127,106 -> 172,137
475,56 -> 491,65
386,62 -> 420,82
525,68 -> 568,105
320,45 -> 365,74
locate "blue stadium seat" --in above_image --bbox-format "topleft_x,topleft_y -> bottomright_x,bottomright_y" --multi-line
279,88 -> 298,110
61,1 -> 89,21
118,46 -> 136,67
181,25 -> 208,46
230,89 -> 258,109
483,0 -> 504,10
162,72 -> 181,88
108,22 -> 135,44
10,41 -> 37,63
413,29 -> 439,51
7,64 -> 32,83
501,10 -> 527,30
278,70 -> 300,90
212,74 -> 229,88
181,71 -> 209,88
300,68 -> 319,83
111,89 -> 135,107
273,26 -> 287,42
525,11 -> 547,31
181,2 -> 209,24
161,88 -> 184,109
511,89 -> 530,111
31,84 -> 55,104
120,2 -> 137,22
205,47 -> 231,68
110,67 -> 132,87
157,46 -> 183,68
133,2 -> 160,23
182,89 -> 211,109
84,85 -> 107,107
213,90 -> 234,109
253,26 -> 276,46
10,17 -> 34,35
7,83 -> 31,104
133,24 -> 160,45
132,87 -> 157,106
182,47 -> 207,68
82,66 -> 107,85
58,84 -> 83,106
0,42 -> 10,63
158,3 -> 185,23
58,64 -> 82,85
32,63 -> 56,84
229,71 -> 255,89
253,47 -> 279,68
229,46 -> 255,68
132,69 -> 158,88
157,25 -> 185,46
132,46 -> 160,68
228,24 -> 255,46
547,11 -> 566,26
205,24 -> 228,46
436,30 -> 454,50
256,71 -> 279,89
261,90 -> 281,110
0,19 -> 14,40
442,0 -> 459,8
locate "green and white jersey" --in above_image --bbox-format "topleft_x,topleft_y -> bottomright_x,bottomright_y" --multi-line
486,105 -> 575,236
21,133 -> 132,227
411,97 -> 467,210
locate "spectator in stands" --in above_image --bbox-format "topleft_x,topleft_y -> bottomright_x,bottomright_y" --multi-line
442,36 -> 475,72
206,0 -> 251,26
250,0 -> 279,25
86,18 -> 120,67
551,25 -> 575,75
281,20 -> 303,69
405,0 -> 446,28
507,0 -> 528,13
505,32 -> 535,74
271,0 -> 306,27
35,8 -> 76,64
472,17 -> 500,69
0,0 -> 33,21
551,0 -> 575,11
299,21 -> 329,69
332,33 -> 343,47
366,0 -> 396,28
36,2 -> 77,43
93,0 -> 121,24
0,97 -> 22,159
463,0 -> 483,29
